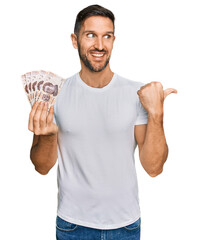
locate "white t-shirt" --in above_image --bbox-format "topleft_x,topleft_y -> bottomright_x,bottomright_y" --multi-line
53,72 -> 148,230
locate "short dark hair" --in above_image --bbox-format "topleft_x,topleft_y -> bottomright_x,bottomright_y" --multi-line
74,4 -> 115,37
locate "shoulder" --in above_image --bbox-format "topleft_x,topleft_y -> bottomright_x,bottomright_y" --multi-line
53,72 -> 77,111
58,72 -> 78,91
63,72 -> 77,84
115,73 -> 146,90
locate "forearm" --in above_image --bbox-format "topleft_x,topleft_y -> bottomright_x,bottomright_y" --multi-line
140,113 -> 168,177
30,134 -> 58,174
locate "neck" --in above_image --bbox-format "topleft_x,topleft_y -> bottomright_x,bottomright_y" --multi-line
79,64 -> 114,88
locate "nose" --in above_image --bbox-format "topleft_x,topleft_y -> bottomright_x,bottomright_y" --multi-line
94,36 -> 104,51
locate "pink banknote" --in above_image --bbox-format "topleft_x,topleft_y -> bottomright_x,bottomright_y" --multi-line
21,70 -> 66,112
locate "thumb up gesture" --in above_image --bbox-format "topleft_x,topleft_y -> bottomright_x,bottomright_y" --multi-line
137,81 -> 177,115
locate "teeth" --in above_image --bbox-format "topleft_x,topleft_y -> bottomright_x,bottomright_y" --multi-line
92,54 -> 104,57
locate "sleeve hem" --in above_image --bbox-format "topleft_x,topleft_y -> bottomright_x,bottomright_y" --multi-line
134,118 -> 148,125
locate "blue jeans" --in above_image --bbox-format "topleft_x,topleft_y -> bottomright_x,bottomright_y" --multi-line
56,216 -> 141,240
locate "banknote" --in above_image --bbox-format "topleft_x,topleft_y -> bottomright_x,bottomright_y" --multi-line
21,70 -> 66,111
24,72 -> 34,106
31,70 -> 40,104
21,74 -> 32,105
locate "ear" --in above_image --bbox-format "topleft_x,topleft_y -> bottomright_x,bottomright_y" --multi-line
71,33 -> 78,49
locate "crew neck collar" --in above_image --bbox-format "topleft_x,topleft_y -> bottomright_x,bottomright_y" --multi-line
76,72 -> 117,92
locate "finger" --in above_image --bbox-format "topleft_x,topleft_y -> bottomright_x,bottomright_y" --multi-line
164,88 -> 178,99
166,88 -> 177,93
40,102 -> 48,129
137,83 -> 148,94
137,90 -> 141,95
28,101 -> 39,132
46,105 -> 54,125
33,101 -> 45,131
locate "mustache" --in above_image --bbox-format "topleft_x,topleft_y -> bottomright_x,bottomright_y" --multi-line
90,49 -> 106,53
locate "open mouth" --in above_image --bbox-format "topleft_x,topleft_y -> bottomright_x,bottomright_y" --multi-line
90,52 -> 106,60
91,53 -> 105,57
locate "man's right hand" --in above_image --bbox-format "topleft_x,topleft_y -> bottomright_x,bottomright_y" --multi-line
28,101 -> 58,136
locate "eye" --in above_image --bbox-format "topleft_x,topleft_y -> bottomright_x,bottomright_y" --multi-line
87,33 -> 94,38
104,35 -> 111,39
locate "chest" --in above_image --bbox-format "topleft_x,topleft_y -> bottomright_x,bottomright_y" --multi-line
55,88 -> 137,136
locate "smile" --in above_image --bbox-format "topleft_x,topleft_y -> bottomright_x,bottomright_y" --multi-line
91,53 -> 105,57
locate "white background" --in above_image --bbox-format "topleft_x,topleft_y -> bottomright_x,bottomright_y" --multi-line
0,0 -> 198,239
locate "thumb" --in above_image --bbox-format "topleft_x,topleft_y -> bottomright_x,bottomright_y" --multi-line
164,88 -> 178,100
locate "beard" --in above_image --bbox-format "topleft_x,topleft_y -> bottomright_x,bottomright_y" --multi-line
77,40 -> 110,73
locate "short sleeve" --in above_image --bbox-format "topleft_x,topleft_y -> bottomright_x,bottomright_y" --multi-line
134,84 -> 148,125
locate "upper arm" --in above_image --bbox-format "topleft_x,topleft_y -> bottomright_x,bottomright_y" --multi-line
134,124 -> 147,156
134,84 -> 148,154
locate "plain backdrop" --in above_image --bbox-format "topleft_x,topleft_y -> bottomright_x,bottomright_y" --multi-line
0,0 -> 198,239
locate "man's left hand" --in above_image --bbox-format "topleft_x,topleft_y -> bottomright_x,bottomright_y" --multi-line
137,81 -> 177,115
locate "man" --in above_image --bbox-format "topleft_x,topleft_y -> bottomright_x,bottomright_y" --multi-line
28,4 -> 177,240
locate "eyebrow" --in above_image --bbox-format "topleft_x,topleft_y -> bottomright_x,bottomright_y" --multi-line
82,30 -> 114,35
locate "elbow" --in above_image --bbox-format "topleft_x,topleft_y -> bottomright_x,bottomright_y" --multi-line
144,160 -> 164,177
35,167 -> 49,175
145,150 -> 168,178
148,167 -> 163,177
34,160 -> 57,175
30,156 -> 50,175
141,159 -> 164,177
30,154 -> 57,176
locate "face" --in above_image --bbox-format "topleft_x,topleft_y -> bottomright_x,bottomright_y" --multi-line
71,16 -> 115,72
